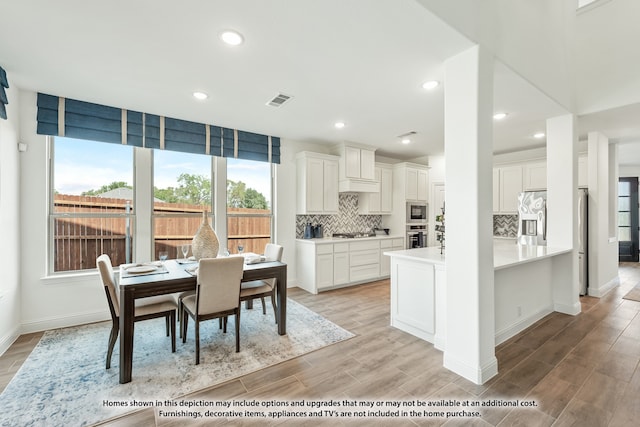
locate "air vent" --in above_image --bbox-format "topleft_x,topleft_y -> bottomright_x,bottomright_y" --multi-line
397,131 -> 417,138
266,93 -> 293,107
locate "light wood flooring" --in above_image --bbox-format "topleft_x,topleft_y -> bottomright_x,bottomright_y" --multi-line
2,263 -> 640,426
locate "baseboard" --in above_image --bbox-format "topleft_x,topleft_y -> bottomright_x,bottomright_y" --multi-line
495,306 -> 553,346
20,310 -> 110,334
0,326 -> 21,357
443,352 -> 498,385
588,276 -> 619,298
554,301 -> 581,316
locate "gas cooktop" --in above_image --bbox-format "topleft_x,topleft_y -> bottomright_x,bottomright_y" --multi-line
332,232 -> 376,239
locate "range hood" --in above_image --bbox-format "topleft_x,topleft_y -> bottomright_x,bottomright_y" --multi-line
338,178 -> 380,193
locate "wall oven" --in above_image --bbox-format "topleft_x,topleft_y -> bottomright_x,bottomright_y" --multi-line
406,202 -> 428,223
407,224 -> 427,249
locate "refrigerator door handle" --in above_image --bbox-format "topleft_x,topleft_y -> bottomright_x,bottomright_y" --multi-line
543,201 -> 547,242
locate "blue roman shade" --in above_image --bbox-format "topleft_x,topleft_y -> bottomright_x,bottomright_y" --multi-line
0,66 -> 9,120
36,92 -> 280,163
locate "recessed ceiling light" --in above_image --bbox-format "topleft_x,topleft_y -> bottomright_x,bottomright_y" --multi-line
401,138 -> 411,145
220,30 -> 244,46
192,91 -> 209,100
533,132 -> 546,139
422,80 -> 440,90
334,122 -> 345,129
493,112 -> 508,120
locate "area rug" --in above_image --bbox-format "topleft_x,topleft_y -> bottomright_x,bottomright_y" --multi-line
0,299 -> 354,427
622,282 -> 640,302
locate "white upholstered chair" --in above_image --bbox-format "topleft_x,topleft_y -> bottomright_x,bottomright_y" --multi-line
181,256 -> 244,364
240,243 -> 283,323
96,254 -> 177,369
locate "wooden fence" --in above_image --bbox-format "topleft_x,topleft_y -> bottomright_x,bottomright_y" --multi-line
53,195 -> 271,271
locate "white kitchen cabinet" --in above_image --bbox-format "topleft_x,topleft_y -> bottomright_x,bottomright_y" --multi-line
498,165 -> 523,214
338,143 -> 376,180
333,243 -> 350,286
393,163 -> 429,202
296,151 -> 339,214
524,161 -> 547,191
379,238 -> 404,277
358,163 -> 393,215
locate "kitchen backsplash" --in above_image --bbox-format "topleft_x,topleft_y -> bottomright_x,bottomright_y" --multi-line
494,214 -> 518,238
296,194 -> 382,238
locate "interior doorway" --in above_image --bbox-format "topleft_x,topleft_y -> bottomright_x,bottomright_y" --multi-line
618,177 -> 639,262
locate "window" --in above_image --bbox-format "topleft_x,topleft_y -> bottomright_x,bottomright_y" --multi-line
50,137 -> 134,272
153,150 -> 213,260
226,158 -> 273,255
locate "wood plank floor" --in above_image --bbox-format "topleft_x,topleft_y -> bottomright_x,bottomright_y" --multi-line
2,263 -> 640,426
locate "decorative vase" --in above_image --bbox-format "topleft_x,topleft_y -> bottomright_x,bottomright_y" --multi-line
191,210 -> 219,260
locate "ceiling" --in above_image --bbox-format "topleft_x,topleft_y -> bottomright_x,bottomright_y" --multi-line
1,0 -> 639,162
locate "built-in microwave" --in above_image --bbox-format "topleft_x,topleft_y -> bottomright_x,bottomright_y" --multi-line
406,202 -> 428,223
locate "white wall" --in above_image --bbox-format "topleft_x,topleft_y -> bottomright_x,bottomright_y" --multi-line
0,82 -> 22,354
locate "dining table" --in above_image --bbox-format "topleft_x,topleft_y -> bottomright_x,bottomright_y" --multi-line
117,258 -> 287,384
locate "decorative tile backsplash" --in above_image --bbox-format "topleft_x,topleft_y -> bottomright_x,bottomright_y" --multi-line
494,214 -> 518,238
296,194 -> 382,238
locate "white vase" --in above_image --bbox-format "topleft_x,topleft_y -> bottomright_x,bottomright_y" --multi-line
191,211 -> 219,260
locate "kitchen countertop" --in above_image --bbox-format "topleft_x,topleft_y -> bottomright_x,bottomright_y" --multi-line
296,235 -> 404,244
384,239 -> 572,270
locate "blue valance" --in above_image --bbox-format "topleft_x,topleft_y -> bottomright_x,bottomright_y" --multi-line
36,92 -> 280,164
0,66 -> 9,120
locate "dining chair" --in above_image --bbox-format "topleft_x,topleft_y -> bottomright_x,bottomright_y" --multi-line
96,254 -> 177,369
240,243 -> 283,323
181,256 -> 244,364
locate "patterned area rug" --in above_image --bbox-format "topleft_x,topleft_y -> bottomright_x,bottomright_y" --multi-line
622,282 -> 640,302
0,299 -> 354,427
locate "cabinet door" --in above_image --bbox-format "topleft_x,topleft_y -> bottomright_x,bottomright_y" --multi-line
499,165 -> 523,213
493,168 -> 500,213
334,252 -> 350,285
306,157 -> 325,213
366,167 -> 382,213
417,169 -> 428,201
406,168 -> 418,200
345,146 -> 361,178
360,149 -> 376,180
323,160 -> 339,213
316,253 -> 334,289
380,167 -> 393,213
578,155 -> 588,188
524,162 -> 547,191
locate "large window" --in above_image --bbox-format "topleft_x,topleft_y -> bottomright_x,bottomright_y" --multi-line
226,158 -> 273,255
50,137 -> 134,272
153,150 -> 213,260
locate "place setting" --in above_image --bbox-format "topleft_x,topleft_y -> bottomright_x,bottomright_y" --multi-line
119,251 -> 170,278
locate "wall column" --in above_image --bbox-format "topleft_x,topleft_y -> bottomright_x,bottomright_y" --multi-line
546,114 -> 580,314
443,45 -> 496,384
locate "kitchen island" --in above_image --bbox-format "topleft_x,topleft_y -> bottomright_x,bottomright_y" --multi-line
384,240 -> 573,350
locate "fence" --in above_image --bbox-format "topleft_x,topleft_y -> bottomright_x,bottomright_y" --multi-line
53,195 -> 271,271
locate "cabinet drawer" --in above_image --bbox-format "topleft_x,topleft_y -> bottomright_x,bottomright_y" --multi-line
350,264 -> 380,282
349,240 -> 379,251
334,243 -> 349,253
350,249 -> 379,266
380,239 -> 393,249
316,244 -> 334,255
392,238 -> 403,247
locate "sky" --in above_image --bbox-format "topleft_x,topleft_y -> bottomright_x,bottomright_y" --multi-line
54,137 -> 271,203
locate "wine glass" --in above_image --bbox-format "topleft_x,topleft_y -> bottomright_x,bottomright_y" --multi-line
237,245 -> 244,254
180,244 -> 190,260
158,251 -> 168,264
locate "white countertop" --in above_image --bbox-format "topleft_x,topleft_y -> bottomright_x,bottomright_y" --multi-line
384,239 -> 572,270
296,235 -> 404,244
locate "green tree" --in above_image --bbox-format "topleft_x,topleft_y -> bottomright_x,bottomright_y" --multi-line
227,179 -> 246,208
244,188 -> 268,209
175,173 -> 210,205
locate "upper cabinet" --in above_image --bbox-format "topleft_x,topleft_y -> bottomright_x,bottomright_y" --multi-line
358,163 -> 393,215
495,165 -> 523,214
395,163 -> 429,202
335,143 -> 379,192
296,151 -> 339,214
524,161 -> 547,191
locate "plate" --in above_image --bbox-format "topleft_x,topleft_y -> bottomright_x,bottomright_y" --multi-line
126,265 -> 157,274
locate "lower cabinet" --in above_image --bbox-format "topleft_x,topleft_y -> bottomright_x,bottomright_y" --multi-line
296,237 -> 401,294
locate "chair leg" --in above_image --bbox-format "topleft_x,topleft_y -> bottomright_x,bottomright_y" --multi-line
106,319 -> 119,369
195,318 -> 200,365
260,297 -> 266,315
165,315 -> 170,336
235,310 -> 240,353
223,316 -> 227,333
182,309 -> 189,344
271,292 -> 278,324
170,311 -> 176,353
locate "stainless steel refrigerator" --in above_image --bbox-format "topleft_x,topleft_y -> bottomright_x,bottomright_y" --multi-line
578,189 -> 588,295
517,191 -> 547,246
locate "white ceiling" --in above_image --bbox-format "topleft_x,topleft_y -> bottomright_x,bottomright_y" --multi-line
1,0 -> 639,162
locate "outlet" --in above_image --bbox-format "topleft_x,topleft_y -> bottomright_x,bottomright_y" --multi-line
517,306 -> 522,317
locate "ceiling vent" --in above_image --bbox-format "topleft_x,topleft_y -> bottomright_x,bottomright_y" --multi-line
266,93 -> 293,107
397,131 -> 417,138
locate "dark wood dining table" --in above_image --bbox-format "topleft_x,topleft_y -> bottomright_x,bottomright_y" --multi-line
118,258 -> 287,384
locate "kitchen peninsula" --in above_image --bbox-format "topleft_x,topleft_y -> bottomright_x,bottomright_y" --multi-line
384,240 -> 573,351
